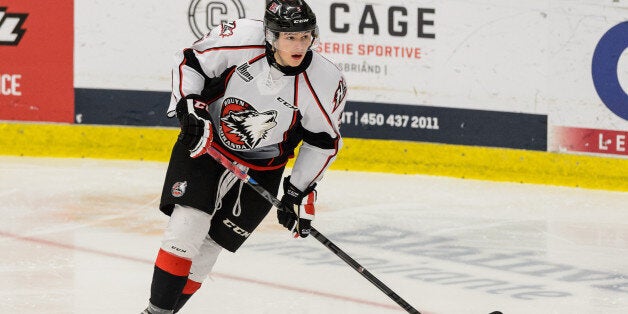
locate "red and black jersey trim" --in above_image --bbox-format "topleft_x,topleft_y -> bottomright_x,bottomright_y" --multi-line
178,49 -> 237,103
194,45 -> 266,55
301,71 -> 341,186
209,141 -> 296,171
209,116 -> 304,172
248,52 -> 266,64
182,48 -> 206,80
177,45 -> 265,98
302,72 -> 341,149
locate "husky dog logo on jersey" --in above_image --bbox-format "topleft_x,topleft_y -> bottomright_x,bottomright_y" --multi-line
219,97 -> 277,150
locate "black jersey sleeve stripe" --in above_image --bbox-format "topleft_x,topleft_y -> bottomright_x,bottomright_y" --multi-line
302,129 -> 336,149
182,48 -> 208,80
178,48 -> 209,98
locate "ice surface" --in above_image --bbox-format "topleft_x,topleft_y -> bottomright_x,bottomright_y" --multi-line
1,156 -> 627,314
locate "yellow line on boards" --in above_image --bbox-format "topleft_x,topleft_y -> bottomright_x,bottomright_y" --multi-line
2,122 -> 627,191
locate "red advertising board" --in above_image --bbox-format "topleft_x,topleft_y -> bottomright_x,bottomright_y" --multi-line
0,1 -> 74,123
552,126 -> 628,157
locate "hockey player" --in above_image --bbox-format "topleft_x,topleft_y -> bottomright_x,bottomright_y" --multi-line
141,0 -> 347,313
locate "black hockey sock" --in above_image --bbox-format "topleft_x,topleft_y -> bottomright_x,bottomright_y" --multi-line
149,249 -> 193,310
149,266 -> 187,310
173,279 -> 202,313
173,294 -> 193,313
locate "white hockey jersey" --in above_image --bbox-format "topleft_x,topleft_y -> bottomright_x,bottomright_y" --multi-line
168,19 -> 347,190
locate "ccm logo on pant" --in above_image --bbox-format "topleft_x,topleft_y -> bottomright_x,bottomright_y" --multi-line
223,219 -> 250,238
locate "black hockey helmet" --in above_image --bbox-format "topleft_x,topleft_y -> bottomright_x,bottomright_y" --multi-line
264,0 -> 318,41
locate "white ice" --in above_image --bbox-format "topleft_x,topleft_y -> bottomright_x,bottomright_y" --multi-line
1,156 -> 627,314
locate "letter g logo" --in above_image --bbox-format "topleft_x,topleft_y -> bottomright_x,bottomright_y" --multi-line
592,22 -> 628,120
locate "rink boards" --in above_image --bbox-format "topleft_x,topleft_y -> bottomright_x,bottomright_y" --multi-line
2,121 -> 627,192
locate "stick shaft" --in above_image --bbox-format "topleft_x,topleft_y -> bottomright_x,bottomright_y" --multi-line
205,147 -> 420,314
309,228 -> 420,313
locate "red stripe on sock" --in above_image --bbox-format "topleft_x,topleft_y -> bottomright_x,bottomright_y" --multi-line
182,279 -> 202,294
155,249 -> 192,277
304,192 -> 316,215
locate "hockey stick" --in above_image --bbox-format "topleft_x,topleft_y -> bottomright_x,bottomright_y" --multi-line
205,147 -> 421,314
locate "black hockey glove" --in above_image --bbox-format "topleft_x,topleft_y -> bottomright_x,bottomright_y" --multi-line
175,66 -> 236,158
175,95 -> 213,158
278,176 -> 316,238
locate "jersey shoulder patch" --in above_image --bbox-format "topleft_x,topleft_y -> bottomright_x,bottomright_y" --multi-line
193,19 -> 265,50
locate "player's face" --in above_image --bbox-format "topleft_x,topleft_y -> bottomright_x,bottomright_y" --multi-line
273,31 -> 313,67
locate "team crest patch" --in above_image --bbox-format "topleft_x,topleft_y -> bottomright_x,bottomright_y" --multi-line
172,181 -> 187,197
267,2 -> 280,14
219,21 -> 236,38
218,97 -> 277,150
332,77 -> 347,113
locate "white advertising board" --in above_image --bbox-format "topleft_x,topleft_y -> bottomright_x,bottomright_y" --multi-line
74,0 -> 628,156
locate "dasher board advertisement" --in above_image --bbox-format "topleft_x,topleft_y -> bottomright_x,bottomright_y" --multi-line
0,1 -> 74,123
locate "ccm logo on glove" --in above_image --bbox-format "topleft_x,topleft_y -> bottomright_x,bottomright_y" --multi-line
278,176 -> 316,238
